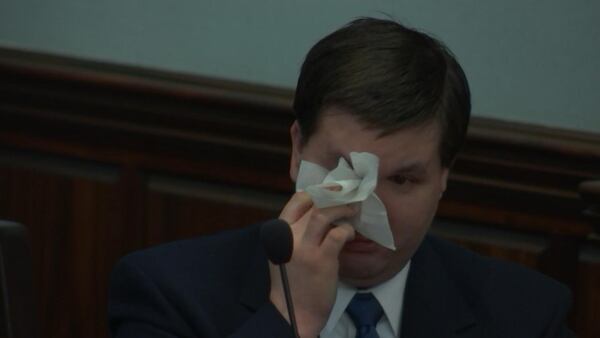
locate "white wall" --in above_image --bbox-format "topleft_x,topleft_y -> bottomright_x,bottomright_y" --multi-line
1,0 -> 599,132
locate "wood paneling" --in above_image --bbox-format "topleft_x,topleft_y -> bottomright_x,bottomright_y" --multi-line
0,152 -> 124,338
1,47 -> 599,337
145,174 -> 287,246
576,180 -> 600,336
576,245 -> 600,337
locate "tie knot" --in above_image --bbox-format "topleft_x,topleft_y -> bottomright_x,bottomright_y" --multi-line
346,293 -> 384,329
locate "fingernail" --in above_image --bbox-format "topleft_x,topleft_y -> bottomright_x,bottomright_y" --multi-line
324,183 -> 342,192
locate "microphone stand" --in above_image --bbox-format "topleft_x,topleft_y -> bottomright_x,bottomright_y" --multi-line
260,219 -> 301,338
279,264 -> 300,338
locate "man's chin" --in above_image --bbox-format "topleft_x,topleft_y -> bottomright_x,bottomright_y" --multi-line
338,240 -> 392,287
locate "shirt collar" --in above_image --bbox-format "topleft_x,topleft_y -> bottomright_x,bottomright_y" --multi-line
321,260 -> 411,336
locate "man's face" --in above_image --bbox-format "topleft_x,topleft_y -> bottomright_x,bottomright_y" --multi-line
289,107 -> 449,288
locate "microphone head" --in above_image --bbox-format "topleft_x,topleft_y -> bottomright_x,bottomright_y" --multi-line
260,219 -> 294,265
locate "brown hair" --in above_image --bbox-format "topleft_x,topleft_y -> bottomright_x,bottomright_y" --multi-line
293,18 -> 471,167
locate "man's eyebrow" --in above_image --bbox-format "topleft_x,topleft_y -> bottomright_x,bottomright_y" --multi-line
392,162 -> 427,174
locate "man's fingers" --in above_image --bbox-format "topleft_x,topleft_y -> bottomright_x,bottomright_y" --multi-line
279,192 -> 313,225
280,189 -> 358,257
279,184 -> 342,226
304,203 -> 359,245
322,223 -> 355,256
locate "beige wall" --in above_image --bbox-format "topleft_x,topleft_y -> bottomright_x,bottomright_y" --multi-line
1,0 -> 599,132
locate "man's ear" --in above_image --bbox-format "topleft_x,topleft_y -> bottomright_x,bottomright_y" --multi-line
289,121 -> 303,182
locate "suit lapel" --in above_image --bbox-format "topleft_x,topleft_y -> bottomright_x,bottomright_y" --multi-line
401,237 -> 479,338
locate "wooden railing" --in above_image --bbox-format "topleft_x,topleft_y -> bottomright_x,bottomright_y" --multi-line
1,47 -> 599,338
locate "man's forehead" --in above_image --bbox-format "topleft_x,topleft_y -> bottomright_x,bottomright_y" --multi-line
315,107 -> 441,135
316,111 -> 441,144
308,113 -> 441,172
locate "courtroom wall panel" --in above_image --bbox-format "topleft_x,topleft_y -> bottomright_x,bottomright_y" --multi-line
1,47 -> 599,338
0,149 -> 126,337
145,174 -> 287,246
576,245 -> 600,337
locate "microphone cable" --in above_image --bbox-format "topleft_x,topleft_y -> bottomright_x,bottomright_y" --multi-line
260,219 -> 300,338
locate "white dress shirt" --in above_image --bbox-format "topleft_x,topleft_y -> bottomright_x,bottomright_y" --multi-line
320,261 -> 411,338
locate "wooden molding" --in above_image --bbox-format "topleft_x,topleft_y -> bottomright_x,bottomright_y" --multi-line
2,46 -> 600,338
580,180 -> 600,234
1,46 -> 599,237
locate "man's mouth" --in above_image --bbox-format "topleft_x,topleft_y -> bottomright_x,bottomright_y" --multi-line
343,233 -> 378,253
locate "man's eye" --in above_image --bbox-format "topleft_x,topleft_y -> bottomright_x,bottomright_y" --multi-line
390,176 -> 409,185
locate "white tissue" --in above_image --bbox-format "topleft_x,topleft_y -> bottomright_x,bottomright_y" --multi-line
295,152 -> 396,250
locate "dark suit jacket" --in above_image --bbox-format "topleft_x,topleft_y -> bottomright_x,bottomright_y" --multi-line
108,222 -> 574,338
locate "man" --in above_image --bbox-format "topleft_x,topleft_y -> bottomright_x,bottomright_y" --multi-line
109,18 -> 573,337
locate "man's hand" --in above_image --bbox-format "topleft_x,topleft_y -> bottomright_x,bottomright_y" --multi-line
269,191 -> 357,338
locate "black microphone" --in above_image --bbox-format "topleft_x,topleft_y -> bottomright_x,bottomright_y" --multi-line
260,219 -> 300,338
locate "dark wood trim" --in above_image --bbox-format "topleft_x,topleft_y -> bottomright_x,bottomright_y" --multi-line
2,46 -> 600,337
6,47 -> 598,233
580,180 -> 600,235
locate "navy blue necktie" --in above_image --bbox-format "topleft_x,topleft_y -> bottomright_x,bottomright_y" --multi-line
346,293 -> 383,338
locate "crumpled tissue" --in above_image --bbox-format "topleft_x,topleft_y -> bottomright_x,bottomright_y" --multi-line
295,152 -> 396,250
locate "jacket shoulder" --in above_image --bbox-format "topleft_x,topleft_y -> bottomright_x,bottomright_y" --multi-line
425,235 -> 572,335
119,224 -> 262,280
109,222 -> 293,337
